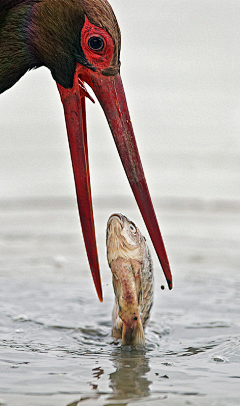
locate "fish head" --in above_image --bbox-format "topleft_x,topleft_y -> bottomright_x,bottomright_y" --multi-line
106,213 -> 147,266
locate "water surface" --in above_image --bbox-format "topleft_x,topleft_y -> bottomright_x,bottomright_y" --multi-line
0,198 -> 240,406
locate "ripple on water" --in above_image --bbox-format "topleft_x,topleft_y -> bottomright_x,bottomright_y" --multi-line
1,216 -> 240,406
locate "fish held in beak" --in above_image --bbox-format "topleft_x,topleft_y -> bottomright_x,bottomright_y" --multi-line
106,213 -> 154,346
57,61 -> 173,302
82,68 -> 173,290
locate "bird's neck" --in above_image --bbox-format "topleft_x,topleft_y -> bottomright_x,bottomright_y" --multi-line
0,3 -> 37,94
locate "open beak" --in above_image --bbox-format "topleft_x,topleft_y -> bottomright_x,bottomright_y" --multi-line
57,63 -> 173,302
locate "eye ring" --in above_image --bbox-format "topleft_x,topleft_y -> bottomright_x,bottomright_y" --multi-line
88,36 -> 105,52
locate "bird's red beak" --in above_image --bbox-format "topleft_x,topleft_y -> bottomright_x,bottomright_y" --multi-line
57,63 -> 172,302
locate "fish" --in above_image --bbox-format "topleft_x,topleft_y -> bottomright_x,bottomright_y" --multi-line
106,213 -> 154,346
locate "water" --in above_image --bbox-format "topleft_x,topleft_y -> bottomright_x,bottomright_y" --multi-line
1,0 -> 240,405
0,198 -> 240,406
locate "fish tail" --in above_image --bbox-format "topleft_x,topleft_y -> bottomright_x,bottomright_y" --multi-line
122,318 -> 145,346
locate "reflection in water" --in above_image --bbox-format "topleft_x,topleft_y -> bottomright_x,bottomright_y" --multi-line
89,366 -> 104,390
92,366 -> 104,380
72,350 -> 151,405
108,349 -> 151,401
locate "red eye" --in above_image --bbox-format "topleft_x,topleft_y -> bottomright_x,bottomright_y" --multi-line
81,16 -> 114,70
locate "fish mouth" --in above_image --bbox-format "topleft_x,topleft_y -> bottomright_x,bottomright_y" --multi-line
106,213 -> 123,240
107,213 -> 124,227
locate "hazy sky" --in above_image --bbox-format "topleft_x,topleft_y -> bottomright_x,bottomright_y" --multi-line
1,0 -> 240,200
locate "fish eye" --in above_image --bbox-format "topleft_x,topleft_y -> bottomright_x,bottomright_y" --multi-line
88,36 -> 104,51
129,223 -> 137,233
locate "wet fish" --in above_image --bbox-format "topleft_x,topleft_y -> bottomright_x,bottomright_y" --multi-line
106,213 -> 154,346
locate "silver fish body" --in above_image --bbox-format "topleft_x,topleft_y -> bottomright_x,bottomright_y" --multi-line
106,213 -> 154,346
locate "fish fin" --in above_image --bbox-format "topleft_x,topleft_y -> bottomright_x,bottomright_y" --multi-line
122,318 -> 145,346
112,315 -> 123,339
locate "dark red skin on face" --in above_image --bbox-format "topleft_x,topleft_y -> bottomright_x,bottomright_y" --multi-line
81,16 -> 114,70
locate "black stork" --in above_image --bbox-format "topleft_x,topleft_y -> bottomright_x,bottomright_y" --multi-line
0,0 -> 172,301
